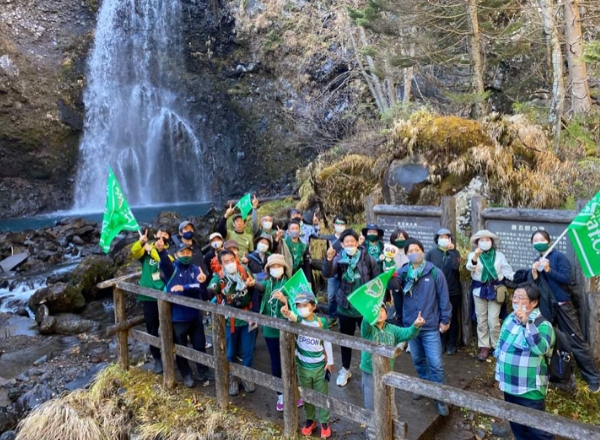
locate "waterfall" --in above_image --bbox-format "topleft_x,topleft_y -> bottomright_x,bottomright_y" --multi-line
73,0 -> 207,210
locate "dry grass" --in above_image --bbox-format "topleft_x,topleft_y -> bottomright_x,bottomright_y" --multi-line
17,364 -> 283,440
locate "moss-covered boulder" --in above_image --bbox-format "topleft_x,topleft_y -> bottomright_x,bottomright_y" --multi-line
72,255 -> 116,302
29,282 -> 86,314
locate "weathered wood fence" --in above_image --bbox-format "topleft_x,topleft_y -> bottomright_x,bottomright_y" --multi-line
98,276 -> 600,440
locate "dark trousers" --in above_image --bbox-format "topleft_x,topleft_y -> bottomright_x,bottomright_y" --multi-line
339,314 -> 363,369
503,392 -> 554,440
392,290 -> 403,325
556,302 -> 600,386
172,319 -> 208,377
142,301 -> 161,360
442,295 -> 462,350
265,336 -> 282,395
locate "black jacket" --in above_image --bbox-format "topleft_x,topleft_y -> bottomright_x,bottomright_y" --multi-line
323,251 -> 380,309
425,248 -> 462,296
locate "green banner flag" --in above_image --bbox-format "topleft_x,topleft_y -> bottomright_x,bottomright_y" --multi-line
99,168 -> 140,253
568,189 -> 600,278
235,193 -> 253,219
347,269 -> 396,325
281,269 -> 312,315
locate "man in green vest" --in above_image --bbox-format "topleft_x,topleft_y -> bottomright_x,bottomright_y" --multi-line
131,227 -> 172,374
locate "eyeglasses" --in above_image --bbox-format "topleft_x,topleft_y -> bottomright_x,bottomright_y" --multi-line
512,295 -> 528,301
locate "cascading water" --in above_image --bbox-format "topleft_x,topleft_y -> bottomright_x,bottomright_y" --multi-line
73,0 -> 207,210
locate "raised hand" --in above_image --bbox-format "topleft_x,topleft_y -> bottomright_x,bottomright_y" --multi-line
252,195 -> 259,209
447,241 -> 455,250
281,304 -> 290,317
414,311 -> 425,328
246,276 -> 255,287
225,203 -> 235,218
140,228 -> 149,245
474,247 -> 483,258
197,269 -> 206,284
241,253 -> 249,265
358,235 -> 366,246
327,243 -> 336,261
275,226 -> 283,241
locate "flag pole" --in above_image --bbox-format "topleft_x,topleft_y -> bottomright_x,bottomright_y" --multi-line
542,227 -> 569,258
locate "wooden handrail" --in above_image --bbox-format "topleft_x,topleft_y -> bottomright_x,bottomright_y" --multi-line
97,272 -> 140,289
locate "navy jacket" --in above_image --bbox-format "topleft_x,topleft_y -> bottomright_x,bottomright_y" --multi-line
533,249 -> 572,303
388,261 -> 452,332
159,251 -> 209,322
425,248 -> 462,296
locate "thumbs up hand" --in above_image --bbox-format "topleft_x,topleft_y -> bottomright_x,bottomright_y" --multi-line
327,243 -> 336,261
414,311 -> 426,328
197,269 -> 206,284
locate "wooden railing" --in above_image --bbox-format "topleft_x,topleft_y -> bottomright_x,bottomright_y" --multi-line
99,276 -> 600,440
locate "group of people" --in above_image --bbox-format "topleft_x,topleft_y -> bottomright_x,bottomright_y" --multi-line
130,198 -> 598,440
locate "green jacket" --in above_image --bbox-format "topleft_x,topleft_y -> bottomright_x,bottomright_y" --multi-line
258,276 -> 288,338
131,241 -> 172,301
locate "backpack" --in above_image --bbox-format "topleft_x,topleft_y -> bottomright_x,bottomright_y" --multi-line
534,315 -> 574,384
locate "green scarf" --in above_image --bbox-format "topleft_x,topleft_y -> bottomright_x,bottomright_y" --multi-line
285,237 -> 306,272
479,248 -> 499,283
403,259 -> 426,296
366,241 -> 383,260
339,249 -> 362,283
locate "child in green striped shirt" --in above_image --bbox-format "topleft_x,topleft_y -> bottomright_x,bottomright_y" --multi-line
282,291 -> 333,439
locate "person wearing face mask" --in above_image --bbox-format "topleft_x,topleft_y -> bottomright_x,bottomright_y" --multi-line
494,285 -> 555,440
254,254 -> 303,412
158,242 -> 212,388
321,214 -> 347,327
281,291 -> 334,439
176,221 -> 210,276
387,238 -> 452,416
131,227 -> 172,374
218,203 -> 255,257
388,229 -> 410,325
203,233 -> 224,277
529,230 -> 600,393
208,249 -> 257,396
282,220 -> 311,277
466,229 -> 515,361
252,211 -> 277,237
425,228 -> 462,355
323,229 -> 380,387
360,224 -> 385,272
247,234 -> 273,281
287,208 -> 320,245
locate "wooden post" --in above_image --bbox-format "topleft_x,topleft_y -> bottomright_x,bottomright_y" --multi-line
461,280 -> 472,347
441,196 -> 457,239
372,354 -> 393,440
212,313 -> 229,410
471,195 -> 487,235
280,330 -> 299,438
113,288 -> 129,370
158,299 -> 175,389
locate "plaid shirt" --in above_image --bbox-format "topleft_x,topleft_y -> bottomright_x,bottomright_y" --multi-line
494,308 -> 555,397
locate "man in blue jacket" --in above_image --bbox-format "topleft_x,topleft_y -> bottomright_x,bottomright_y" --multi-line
158,241 -> 212,388
388,238 -> 452,416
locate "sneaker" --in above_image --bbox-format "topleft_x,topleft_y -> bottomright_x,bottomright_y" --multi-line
327,318 -> 338,328
435,400 -> 449,416
228,376 -> 240,396
588,383 -> 600,393
205,342 -> 213,349
320,422 -> 332,438
276,395 -> 284,412
477,347 -> 490,362
183,374 -> 195,388
297,398 -> 304,407
301,420 -> 317,436
153,359 -> 163,374
336,368 -> 352,387
197,370 -> 214,383
241,379 -> 256,393
446,346 -> 457,355
410,393 -> 423,400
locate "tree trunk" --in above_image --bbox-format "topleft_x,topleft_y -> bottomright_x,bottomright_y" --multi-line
465,0 -> 486,117
564,0 -> 591,114
539,0 -> 565,150
403,43 -> 415,104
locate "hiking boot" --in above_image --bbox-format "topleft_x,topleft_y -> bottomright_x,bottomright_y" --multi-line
197,370 -> 214,384
410,393 -> 423,400
153,359 -> 163,374
183,374 -> 195,388
297,398 -> 304,407
327,317 -> 338,328
477,347 -> 490,362
446,345 -> 457,355
276,395 -> 284,412
320,423 -> 332,438
228,376 -> 240,396
435,400 -> 449,416
301,420 -> 317,436
241,379 -> 256,393
336,368 -> 351,387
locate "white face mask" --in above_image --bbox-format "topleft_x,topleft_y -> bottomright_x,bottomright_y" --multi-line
479,241 -> 492,251
334,225 -> 346,234
262,221 -> 273,230
224,262 -> 237,274
269,267 -> 284,279
211,240 -> 223,249
257,242 -> 269,254
438,238 -> 450,249
297,307 -> 311,318
345,246 -> 358,256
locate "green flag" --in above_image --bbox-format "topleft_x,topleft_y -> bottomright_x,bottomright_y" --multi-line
281,269 -> 312,315
99,168 -> 140,253
235,193 -> 253,219
568,190 -> 600,278
348,269 -> 396,325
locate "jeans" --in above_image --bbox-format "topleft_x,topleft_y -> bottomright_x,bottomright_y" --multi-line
338,314 -> 363,369
226,324 -> 257,367
474,294 -> 502,348
265,336 -> 282,395
408,329 -> 445,384
503,392 -> 554,440
172,319 -> 208,377
555,302 -> 600,386
142,301 -> 161,360
391,289 -> 403,325
298,364 -> 329,424
442,295 -> 462,350
362,371 -> 397,440
327,277 -> 339,318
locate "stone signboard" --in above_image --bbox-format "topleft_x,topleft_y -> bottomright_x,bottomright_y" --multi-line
376,214 -> 441,252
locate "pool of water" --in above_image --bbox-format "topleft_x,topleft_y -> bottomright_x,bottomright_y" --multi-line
0,202 -> 213,233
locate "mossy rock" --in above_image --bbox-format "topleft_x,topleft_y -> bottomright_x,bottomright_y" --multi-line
72,255 -> 116,302
29,282 -> 87,314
